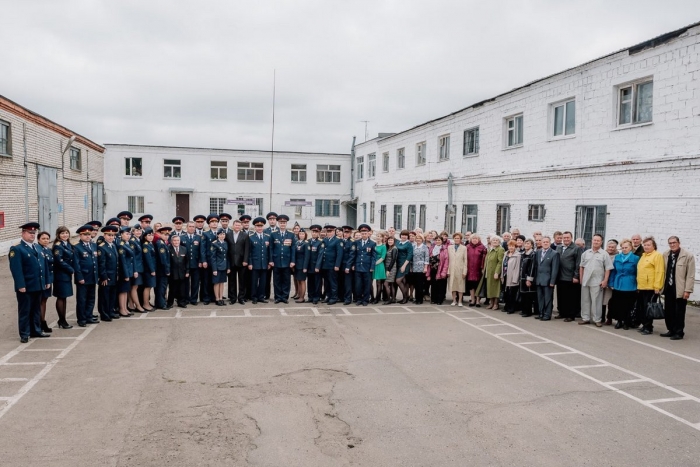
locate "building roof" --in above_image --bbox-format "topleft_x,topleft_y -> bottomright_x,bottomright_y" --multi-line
0,94 -> 105,153
104,143 -> 349,157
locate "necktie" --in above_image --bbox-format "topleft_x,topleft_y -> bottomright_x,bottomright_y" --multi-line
669,253 -> 676,286
176,247 -> 179,255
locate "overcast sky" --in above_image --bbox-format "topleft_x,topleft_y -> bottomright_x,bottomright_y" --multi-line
2,1 -> 699,154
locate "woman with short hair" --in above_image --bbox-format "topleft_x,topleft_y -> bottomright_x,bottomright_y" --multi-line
502,240 -> 522,314
637,236 -> 665,335
410,234 -> 429,304
372,232 -> 387,304
37,231 -> 59,332
447,233 -> 468,306
383,237 -> 399,304
52,226 -> 75,328
465,234 -> 487,306
609,239 -> 639,330
427,235 -> 449,305
395,230 -> 414,304
484,236 -> 505,310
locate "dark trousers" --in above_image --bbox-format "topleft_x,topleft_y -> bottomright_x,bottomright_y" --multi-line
251,269 -> 267,301
323,269 -> 339,301
265,269 -> 273,299
273,267 -> 292,301
520,291 -> 535,316
537,285 -> 554,318
343,270 -> 354,302
611,290 -> 636,324
199,267 -> 212,303
243,267 -> 252,300
155,274 -> 168,308
410,272 -> 425,304
556,280 -> 581,318
308,272 -> 320,302
188,267 -> 200,304
167,277 -> 187,306
16,291 -> 42,338
638,290 -> 656,331
664,291 -> 687,336
504,285 -> 519,312
98,285 -> 116,320
354,271 -> 372,304
430,269 -> 447,304
76,283 -> 96,324
228,265 -> 246,302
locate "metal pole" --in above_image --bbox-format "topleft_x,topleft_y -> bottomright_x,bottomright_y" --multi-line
268,69 -> 276,213
22,123 -> 28,222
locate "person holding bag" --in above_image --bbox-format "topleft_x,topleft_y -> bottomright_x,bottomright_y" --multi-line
636,236 -> 665,335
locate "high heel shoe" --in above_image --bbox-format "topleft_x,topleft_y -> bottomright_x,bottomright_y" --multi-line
119,312 -> 131,317
41,320 -> 53,333
399,298 -> 409,304
57,320 -> 73,329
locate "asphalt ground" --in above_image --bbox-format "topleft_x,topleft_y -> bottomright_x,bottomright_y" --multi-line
1,255 -> 699,466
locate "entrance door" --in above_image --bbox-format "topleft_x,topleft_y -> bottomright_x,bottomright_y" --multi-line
37,166 -> 58,234
346,203 -> 357,226
91,182 -> 104,223
175,194 -> 190,220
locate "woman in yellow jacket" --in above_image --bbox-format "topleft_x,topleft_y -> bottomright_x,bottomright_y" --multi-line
636,236 -> 665,335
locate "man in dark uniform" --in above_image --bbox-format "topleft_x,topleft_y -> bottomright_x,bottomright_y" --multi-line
226,218 -> 250,305
354,224 -> 377,306
307,225 -> 323,305
138,214 -> 154,231
88,221 -> 102,241
117,210 -> 133,227
239,214 -> 253,301
74,225 -> 99,327
171,216 -> 187,238
263,212 -> 279,299
96,217 -> 120,247
167,234 -> 190,308
193,214 -> 206,236
340,226 -> 356,305
9,222 -> 49,342
240,214 -> 253,234
97,225 -> 119,322
184,221 -> 202,305
155,226 -> 172,310
248,217 -> 271,304
219,213 -> 232,234
200,214 -> 219,305
316,225 -> 343,305
270,214 -> 296,303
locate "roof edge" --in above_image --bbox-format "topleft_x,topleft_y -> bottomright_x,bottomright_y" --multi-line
103,143 -> 349,156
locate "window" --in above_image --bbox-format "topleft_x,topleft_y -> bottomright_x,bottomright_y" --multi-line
553,100 -> 576,137
209,197 -> 226,215
362,203 -> 367,223
575,205 -> 607,249
407,205 -> 416,231
379,205 -> 387,229
127,195 -> 145,214
438,135 -> 450,161
163,159 -> 181,178
315,199 -> 340,217
528,204 -> 546,222
238,162 -> 263,181
416,142 -> 426,166
356,156 -> 364,180
496,204 -> 511,234
368,153 -> 376,178
316,164 -> 341,183
618,79 -> 653,126
419,205 -> 426,231
0,120 -> 11,156
397,148 -> 405,169
444,204 -> 456,234
125,157 -> 142,176
69,147 -> 82,171
505,115 -> 523,147
211,161 -> 227,180
370,201 -> 375,224
461,204 -> 478,233
382,152 -> 389,172
291,164 -> 306,182
393,205 -> 403,229
463,127 -> 479,156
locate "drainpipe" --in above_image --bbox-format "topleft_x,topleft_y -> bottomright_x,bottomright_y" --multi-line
350,136 -> 356,200
22,123 -> 28,222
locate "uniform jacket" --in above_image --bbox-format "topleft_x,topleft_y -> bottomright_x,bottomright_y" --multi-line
662,248 -> 695,298
141,241 -> 157,278
294,240 -> 311,271
532,248 -> 560,286
207,240 -> 229,271
247,232 -> 270,270
341,238 -> 355,270
557,244 -> 582,282
270,230 -> 296,268
169,244 -> 190,280
9,241 -> 45,292
609,252 -> 639,292
354,239 -> 377,273
200,230 -> 217,264
129,236 -> 144,273
155,238 -> 171,275
73,241 -> 99,285
98,241 -> 119,284
182,233 -> 202,268
41,245 -> 54,286
308,238 -> 322,273
637,250 -> 665,291
317,236 -> 343,270
117,239 -> 135,280
52,241 -> 75,283
226,230 -> 250,267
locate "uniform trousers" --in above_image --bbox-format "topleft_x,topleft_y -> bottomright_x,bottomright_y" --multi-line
322,269 -> 339,302
228,265 -> 246,302
155,274 -> 169,309
188,267 -> 200,304
307,272 -> 320,302
273,267 -> 292,301
199,267 -> 212,303
343,270 -> 354,302
536,285 -> 555,319
98,285 -> 116,320
265,269 -> 273,299
354,271 -> 372,304
251,269 -> 267,301
581,285 -> 604,323
16,291 -> 42,339
76,283 -> 96,324
556,281 -> 581,318
664,291 -> 687,337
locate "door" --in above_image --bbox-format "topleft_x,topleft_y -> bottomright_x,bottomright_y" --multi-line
496,204 -> 511,235
37,166 -> 58,235
91,182 -> 104,223
346,203 -> 357,226
175,194 -> 190,220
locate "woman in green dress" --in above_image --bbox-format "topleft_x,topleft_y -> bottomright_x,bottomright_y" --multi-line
484,236 -> 506,310
372,232 -> 387,304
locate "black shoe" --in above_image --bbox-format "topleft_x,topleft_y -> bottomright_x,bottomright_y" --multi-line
238,299 -> 245,305
521,314 -> 532,317
362,302 -> 368,306
343,301 -> 351,306
77,322 -> 87,327
41,320 -> 53,333
260,300 -> 269,304
190,301 -> 198,306
282,299 -> 288,304
563,318 -> 574,322
57,320 -> 74,329
614,321 -> 623,329
111,314 -> 120,319
99,316 -> 112,322
623,324 -> 629,330
640,329 -> 653,335
554,315 -> 564,319
327,300 -> 337,305
670,335 -> 684,340
274,299 -> 281,304
203,301 -> 210,305
541,317 -> 551,321
534,315 -> 541,320
30,332 -> 50,338
312,300 -> 318,305
229,300 -> 237,305
252,300 -> 258,305
87,318 -> 100,324
93,314 -> 98,319
660,331 -> 674,337
20,336 -> 29,343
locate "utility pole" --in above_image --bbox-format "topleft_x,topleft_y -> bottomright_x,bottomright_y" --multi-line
360,120 -> 369,142
269,70 -> 276,213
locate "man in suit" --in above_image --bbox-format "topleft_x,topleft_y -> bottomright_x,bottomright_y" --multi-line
97,225 -> 119,322
167,234 -> 190,308
248,217 -> 271,304
529,236 -> 560,321
354,224 -> 376,306
316,224 -> 343,305
74,225 -> 100,327
184,221 -> 202,305
263,212 -> 279,299
270,214 -> 296,303
226,219 -> 250,304
556,231 -> 582,322
9,222 -> 48,342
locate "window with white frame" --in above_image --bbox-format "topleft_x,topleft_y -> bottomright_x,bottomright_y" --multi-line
315,199 -> 339,217
0,120 -> 11,156
211,161 -> 227,180
370,201 -> 375,223
209,197 -> 226,214
382,152 -> 389,172
444,204 -> 456,233
528,204 -> 546,222
618,79 -> 653,126
125,157 -> 142,176
379,205 -> 387,229
356,156 -> 364,180
291,164 -> 306,182
438,135 -> 450,161
127,195 -> 145,214
163,159 -> 181,178
316,164 -> 341,183
237,162 -> 263,181
552,100 -> 576,137
461,204 -> 478,233
69,147 -> 82,171
397,148 -> 405,169
368,153 -> 376,178
505,114 -> 523,148
407,205 -> 416,230
419,205 -> 426,231
463,127 -> 479,155
416,142 -> 426,166
393,205 -> 403,229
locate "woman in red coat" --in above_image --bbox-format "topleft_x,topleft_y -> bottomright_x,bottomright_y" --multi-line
465,234 -> 487,306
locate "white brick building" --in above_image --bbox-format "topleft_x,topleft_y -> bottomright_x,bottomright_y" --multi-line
0,95 -> 105,255
104,144 -> 352,227
353,22 -> 700,294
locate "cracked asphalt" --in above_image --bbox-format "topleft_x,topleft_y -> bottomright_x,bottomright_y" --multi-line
1,256 -> 700,466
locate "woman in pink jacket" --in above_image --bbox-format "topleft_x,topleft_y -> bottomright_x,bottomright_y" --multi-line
427,236 -> 449,305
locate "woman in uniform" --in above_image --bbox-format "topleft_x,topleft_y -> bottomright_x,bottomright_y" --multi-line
293,229 -> 310,303
52,226 -> 75,328
209,229 -> 230,306
140,227 -> 157,311
129,224 -> 146,312
116,226 -> 134,317
37,231 -> 60,331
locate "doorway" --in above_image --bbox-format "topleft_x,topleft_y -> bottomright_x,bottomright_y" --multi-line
37,165 -> 58,235
176,194 -> 190,220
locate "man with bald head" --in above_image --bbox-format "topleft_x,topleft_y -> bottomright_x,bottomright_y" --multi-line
631,234 -> 643,257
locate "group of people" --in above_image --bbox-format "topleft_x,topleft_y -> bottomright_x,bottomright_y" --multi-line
8,212 -> 696,343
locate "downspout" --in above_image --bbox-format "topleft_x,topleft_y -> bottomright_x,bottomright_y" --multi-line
22,123 -> 28,222
350,136 -> 356,200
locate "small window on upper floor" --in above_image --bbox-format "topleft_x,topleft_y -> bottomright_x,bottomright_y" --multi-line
438,135 -> 450,161
382,152 -> 389,172
617,79 -> 653,127
397,148 -> 405,169
0,120 -> 11,156
416,142 -> 426,166
505,114 -> 523,148
356,156 -> 364,180
125,157 -> 142,176
69,147 -> 82,171
367,153 -> 376,178
463,127 -> 479,156
163,159 -> 181,178
552,99 -> 575,138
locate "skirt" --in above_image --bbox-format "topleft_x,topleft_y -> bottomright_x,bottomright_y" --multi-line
386,265 -> 397,283
52,280 -> 73,298
142,272 -> 156,288
212,270 -> 227,284
395,265 -> 410,280
132,273 -> 144,286
117,278 -> 132,294
464,280 -> 480,293
42,285 -> 53,299
294,268 -> 307,281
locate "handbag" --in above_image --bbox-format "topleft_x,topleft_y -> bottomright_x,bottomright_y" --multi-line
645,294 -> 665,320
